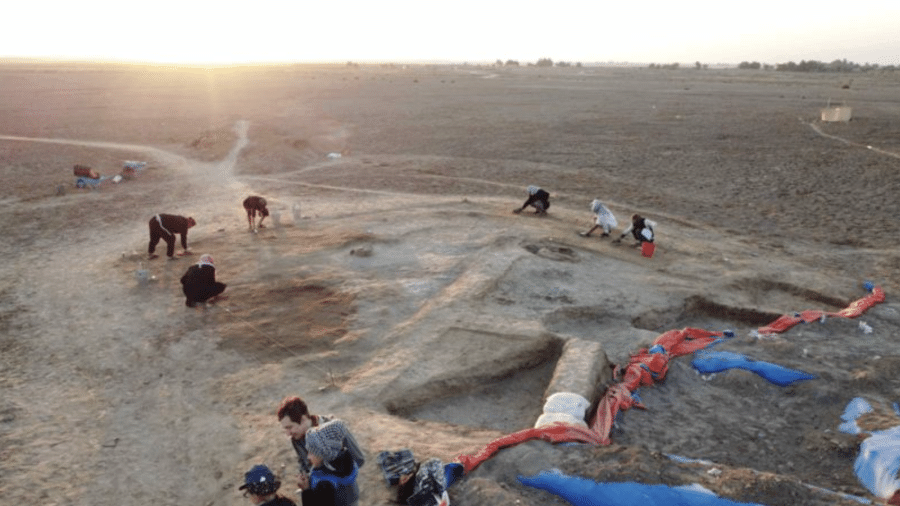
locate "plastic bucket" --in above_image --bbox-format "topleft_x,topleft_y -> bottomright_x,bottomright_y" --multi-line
641,241 -> 656,258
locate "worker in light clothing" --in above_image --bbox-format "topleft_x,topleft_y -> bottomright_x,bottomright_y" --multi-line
148,213 -> 196,259
579,199 -> 618,238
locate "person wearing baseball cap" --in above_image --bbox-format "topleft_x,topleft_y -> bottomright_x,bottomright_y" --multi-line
239,464 -> 296,506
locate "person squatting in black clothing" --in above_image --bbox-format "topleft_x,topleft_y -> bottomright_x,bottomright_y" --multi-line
513,185 -> 550,215
238,464 -> 297,506
180,254 -> 227,307
614,214 -> 657,246
243,195 -> 270,231
148,213 -> 196,259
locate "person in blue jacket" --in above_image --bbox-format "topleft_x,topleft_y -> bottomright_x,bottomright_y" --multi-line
301,420 -> 361,506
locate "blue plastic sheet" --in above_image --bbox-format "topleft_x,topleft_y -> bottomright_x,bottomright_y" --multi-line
518,471 -> 767,506
691,350 -> 816,386
840,397 -> 874,435
855,425 -> 900,499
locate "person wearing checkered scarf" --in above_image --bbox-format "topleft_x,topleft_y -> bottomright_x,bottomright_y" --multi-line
301,420 -> 360,506
277,396 -> 366,493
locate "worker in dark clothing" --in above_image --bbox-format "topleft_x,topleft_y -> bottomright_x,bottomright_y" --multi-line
513,185 -> 550,215
243,195 -> 270,231
180,254 -> 227,308
614,214 -> 657,246
148,213 -> 196,259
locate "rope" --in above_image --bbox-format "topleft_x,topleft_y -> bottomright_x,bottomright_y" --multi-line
218,305 -> 337,384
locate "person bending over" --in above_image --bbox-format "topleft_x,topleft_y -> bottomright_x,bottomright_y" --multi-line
244,196 -> 270,231
513,185 -> 550,215
148,213 -> 195,259
579,199 -> 618,238
614,214 -> 657,246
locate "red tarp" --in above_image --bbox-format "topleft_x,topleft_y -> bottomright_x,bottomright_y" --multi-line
458,423 -> 605,473
456,286 -> 885,473
757,286 -> 884,335
590,327 -> 722,441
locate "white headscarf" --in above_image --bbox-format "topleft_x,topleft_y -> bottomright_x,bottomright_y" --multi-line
591,200 -> 617,228
527,185 -> 540,196
198,254 -> 215,268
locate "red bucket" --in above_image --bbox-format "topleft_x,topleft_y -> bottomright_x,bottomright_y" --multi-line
641,241 -> 656,258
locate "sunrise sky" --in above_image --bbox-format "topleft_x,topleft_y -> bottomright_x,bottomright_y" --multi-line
4,0 -> 898,66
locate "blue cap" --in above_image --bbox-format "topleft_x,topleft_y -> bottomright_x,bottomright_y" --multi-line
863,281 -> 875,292
239,464 -> 280,495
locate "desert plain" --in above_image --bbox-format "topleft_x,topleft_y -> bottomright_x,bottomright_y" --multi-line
1,62 -> 900,505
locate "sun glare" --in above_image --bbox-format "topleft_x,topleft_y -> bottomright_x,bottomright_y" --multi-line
3,1 -> 900,65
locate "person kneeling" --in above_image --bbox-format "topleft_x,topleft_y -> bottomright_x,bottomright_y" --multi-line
180,254 -> 227,308
302,420 -> 361,506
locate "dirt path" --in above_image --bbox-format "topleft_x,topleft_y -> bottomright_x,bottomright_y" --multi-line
1,121 -> 262,504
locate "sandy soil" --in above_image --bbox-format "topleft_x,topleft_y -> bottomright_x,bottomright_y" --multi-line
1,62 -> 899,506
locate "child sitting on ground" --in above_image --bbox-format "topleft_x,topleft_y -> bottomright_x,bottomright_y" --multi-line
301,420 -> 360,506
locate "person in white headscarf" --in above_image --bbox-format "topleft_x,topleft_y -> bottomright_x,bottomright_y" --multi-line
179,254 -> 227,307
579,199 -> 618,238
513,185 -> 550,215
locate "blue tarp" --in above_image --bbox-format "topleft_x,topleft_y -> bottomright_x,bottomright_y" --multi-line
840,397 -> 874,435
855,426 -> 900,499
840,398 -> 900,499
691,350 -> 816,386
518,471 -> 767,506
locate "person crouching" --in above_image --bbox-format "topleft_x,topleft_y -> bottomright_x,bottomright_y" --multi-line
579,199 -> 618,238
180,254 -> 227,308
513,185 -> 550,215
239,464 -> 296,506
302,420 -> 360,506
614,214 -> 656,247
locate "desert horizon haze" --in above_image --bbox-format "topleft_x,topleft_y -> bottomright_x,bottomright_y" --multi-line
3,0 -> 899,65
